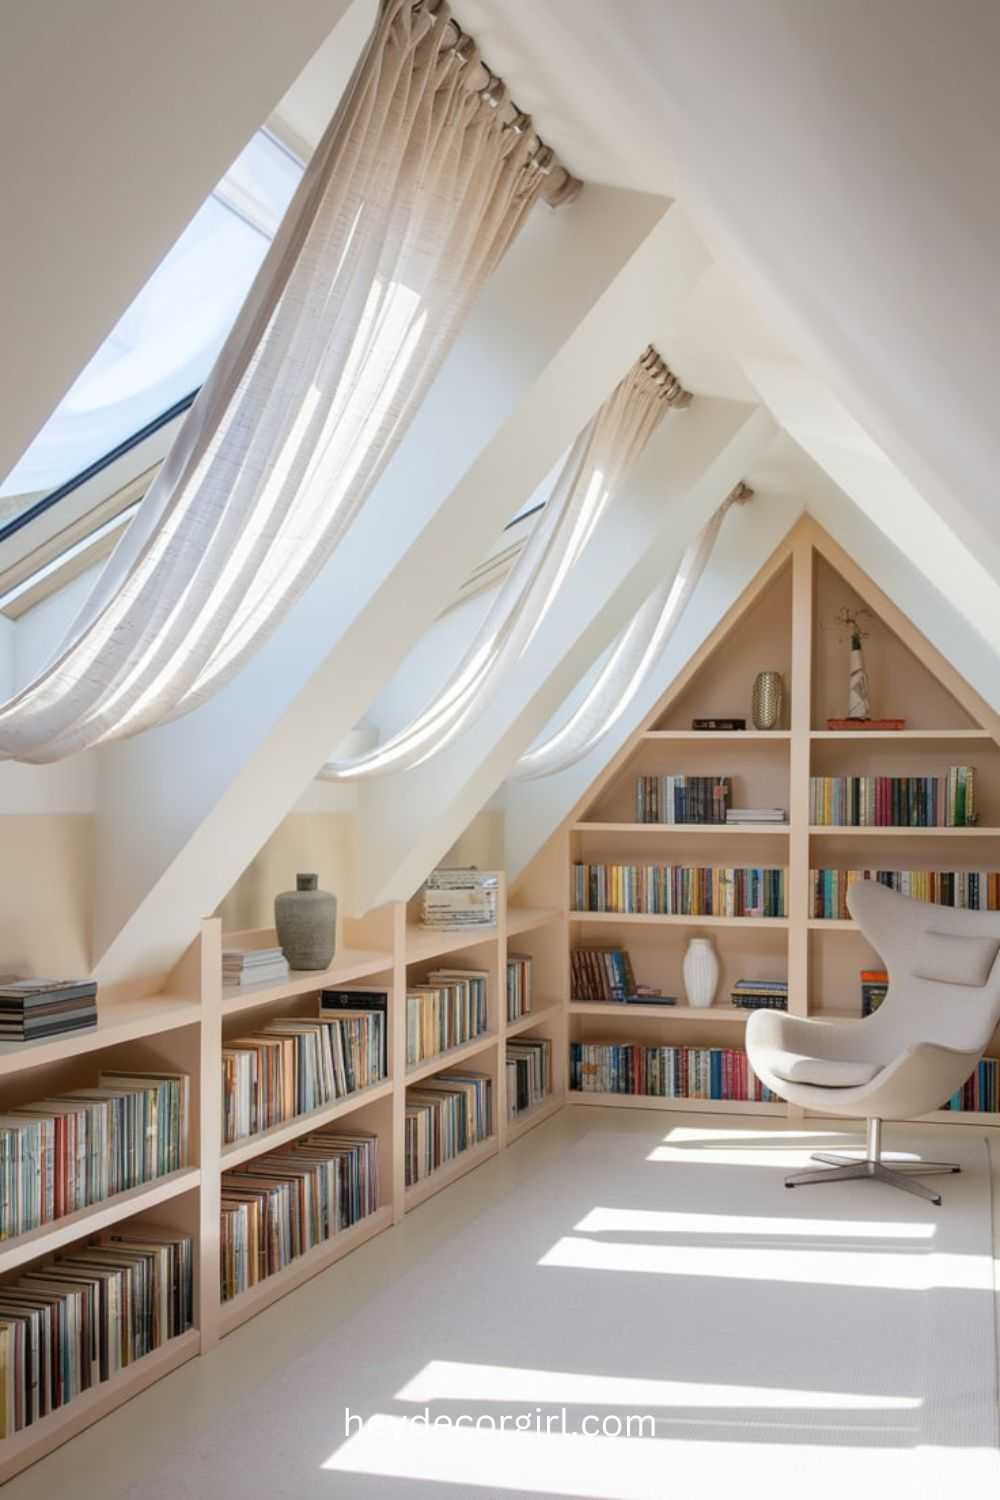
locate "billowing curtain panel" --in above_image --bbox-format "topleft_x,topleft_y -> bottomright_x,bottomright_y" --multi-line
0,0 -> 564,763
509,497 -> 734,780
322,349 -> 688,779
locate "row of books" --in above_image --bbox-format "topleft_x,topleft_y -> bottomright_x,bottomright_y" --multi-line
407,972 -> 488,1066
945,1057 -> 999,1112
0,1226 -> 192,1436
861,969 -> 888,1016
731,978 -> 788,1011
222,946 -> 289,989
571,945 -> 636,1002
570,1042 -> 777,1101
420,869 -> 498,929
222,1012 -> 385,1146
572,864 -> 787,918
0,1069 -> 189,1242
404,1073 -> 493,1187
0,977 -> 97,1043
220,1129 -> 378,1302
809,768 -> 975,827
506,1038 -> 552,1118
506,954 -> 532,1021
635,775 -> 732,824
810,868 -> 1000,919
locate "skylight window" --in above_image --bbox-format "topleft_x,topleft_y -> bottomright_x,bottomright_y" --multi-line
0,130 -> 302,532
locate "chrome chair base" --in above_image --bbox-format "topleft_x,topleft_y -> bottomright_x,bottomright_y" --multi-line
783,1119 -> 960,1205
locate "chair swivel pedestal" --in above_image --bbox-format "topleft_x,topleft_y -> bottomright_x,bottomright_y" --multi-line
784,1117 -> 960,1206
746,882 -> 1000,1207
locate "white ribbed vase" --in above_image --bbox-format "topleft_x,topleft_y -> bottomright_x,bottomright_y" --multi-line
682,938 -> 720,1009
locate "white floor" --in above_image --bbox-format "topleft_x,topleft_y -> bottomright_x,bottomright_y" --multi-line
7,1107 -> 1000,1500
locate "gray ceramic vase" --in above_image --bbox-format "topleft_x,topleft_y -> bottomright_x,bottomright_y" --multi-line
274,873 -> 337,971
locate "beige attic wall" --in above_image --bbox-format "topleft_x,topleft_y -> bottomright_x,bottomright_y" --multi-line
0,817 -> 93,976
216,807 -> 506,934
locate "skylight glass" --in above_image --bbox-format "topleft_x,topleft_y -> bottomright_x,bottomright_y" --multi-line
0,130 -> 302,530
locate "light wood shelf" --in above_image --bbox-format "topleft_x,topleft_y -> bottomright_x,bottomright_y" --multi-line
0,1167 -> 201,1276
506,906 -> 561,935
221,947 -> 392,1013
0,1329 -> 201,1485
0,994 -> 202,1078
405,1031 -> 499,1084
218,1205 -> 393,1337
810,729 -> 989,740
573,821 -> 790,834
404,1134 -> 499,1212
404,923 -> 498,964
569,1001 -> 749,1023
221,1080 -> 394,1169
642,730 -> 792,741
567,1092 -> 786,1115
505,1000 -> 563,1037
505,1093 -> 562,1145
807,918 -> 859,930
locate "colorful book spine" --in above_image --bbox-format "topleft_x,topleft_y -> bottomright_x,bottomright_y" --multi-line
506,1038 -> 552,1118
809,768 -> 975,826
506,954 -> 533,1021
810,869 -> 1000,919
406,971 -> 489,1066
404,1073 -> 493,1186
571,864 -> 787,918
730,978 -> 789,1011
635,775 -> 732,824
944,1057 -> 999,1112
861,968 -> 888,1016
569,1042 -> 777,1101
570,946 -> 638,1001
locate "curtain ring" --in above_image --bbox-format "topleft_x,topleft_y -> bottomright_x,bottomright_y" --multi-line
505,108 -> 532,136
528,144 -> 554,175
479,71 -> 504,107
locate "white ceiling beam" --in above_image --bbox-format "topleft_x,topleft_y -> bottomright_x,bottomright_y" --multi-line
353,400 -> 777,909
0,0 -> 355,483
91,190 -> 693,982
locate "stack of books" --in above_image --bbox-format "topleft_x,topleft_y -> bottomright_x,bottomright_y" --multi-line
811,868 -> 1000,919
570,1042 -> 777,1101
405,1072 -> 493,1186
420,869 -> 498,930
506,954 -> 532,1021
222,1013 -> 386,1145
635,775 -> 732,824
506,1038 -> 552,1117
861,969 -> 888,1015
220,1129 -> 379,1302
406,971 -> 488,1066
572,863 -> 787,918
222,947 -> 289,988
0,1227 -> 193,1435
321,986 -> 389,1073
0,977 -> 97,1043
731,978 -> 788,1010
0,1069 -> 189,1241
571,945 -> 636,1001
809,768 -> 975,826
725,808 -> 786,825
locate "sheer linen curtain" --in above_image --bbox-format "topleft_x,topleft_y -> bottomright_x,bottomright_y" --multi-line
0,0 -> 564,763
322,350 -> 689,780
509,494 -> 737,780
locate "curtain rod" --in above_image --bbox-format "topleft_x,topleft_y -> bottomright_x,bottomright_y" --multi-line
422,0 -> 583,207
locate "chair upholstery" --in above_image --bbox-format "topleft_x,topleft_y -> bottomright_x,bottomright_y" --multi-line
746,881 -> 1000,1120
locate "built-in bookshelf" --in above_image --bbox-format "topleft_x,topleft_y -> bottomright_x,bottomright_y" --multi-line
506,518 -> 1000,1124
0,874 -> 564,1482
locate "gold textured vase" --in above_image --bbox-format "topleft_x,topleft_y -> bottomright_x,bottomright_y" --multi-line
752,671 -> 784,731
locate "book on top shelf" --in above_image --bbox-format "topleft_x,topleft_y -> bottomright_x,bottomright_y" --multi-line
222,947 -> 290,987
730,979 -> 788,1011
691,718 -> 746,731
420,869 -> 498,929
824,718 -> 906,731
0,976 -> 98,1041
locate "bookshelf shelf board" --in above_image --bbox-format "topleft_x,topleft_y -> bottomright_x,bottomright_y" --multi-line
221,947 -> 392,1014
0,994 -> 202,1078
505,1000 -> 564,1037
569,911 -> 789,929
505,1093 -> 562,1145
0,1328 -> 201,1485
405,1031 -> 499,1085
807,918 -> 859,930
642,730 -> 792,741
810,729 -> 991,740
404,924 -> 498,965
573,821 -> 790,835
809,825 -> 1000,837
919,1109 -> 1000,1126
220,1079 -> 395,1169
506,906 -> 562,936
569,1001 -> 750,1023
0,1167 -> 201,1276
403,1134 -> 498,1213
218,1204 -> 393,1338
567,1092 -> 786,1116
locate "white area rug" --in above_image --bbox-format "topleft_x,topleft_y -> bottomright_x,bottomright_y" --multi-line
7,1112 -> 998,1500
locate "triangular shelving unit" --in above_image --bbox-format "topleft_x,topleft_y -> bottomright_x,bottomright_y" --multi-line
513,514 -> 1000,1124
